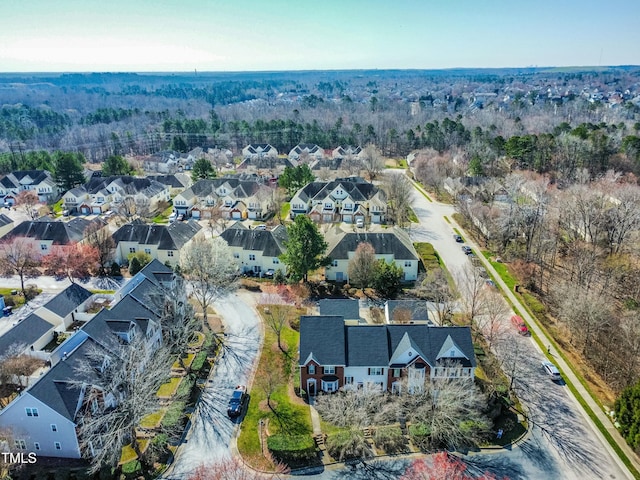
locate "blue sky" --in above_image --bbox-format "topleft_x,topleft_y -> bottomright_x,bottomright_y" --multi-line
1,0 -> 639,72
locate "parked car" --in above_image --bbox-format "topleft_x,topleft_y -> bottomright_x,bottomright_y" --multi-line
356,218 -> 365,228
542,361 -> 562,381
511,315 -> 530,336
462,245 -> 473,255
453,234 -> 463,242
176,214 -> 184,221
227,385 -> 248,418
256,224 -> 267,230
264,269 -> 275,278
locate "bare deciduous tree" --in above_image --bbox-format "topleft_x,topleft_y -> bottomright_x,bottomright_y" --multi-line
189,457 -> 272,480
0,343 -> 45,388
0,238 -> 41,298
402,376 -> 490,450
75,338 -> 174,475
414,270 -> 455,326
361,144 -> 384,180
84,221 -> 115,276
383,172 -> 414,227
15,190 -> 40,220
260,290 -> 290,354
474,290 -> 510,349
455,267 -> 487,325
180,237 -> 238,330
347,242 -> 376,290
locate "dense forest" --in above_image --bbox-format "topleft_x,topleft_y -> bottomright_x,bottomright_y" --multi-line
1,67 -> 639,181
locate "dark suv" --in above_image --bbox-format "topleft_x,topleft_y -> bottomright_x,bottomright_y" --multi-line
227,385 -> 248,418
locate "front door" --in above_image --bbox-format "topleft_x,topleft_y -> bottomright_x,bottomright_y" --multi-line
307,379 -> 316,396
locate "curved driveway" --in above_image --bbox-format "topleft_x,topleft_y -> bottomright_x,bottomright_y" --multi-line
163,290 -> 262,479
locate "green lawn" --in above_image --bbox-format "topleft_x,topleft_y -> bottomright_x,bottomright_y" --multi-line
0,288 -> 41,310
153,203 -> 174,224
50,199 -> 64,215
172,353 -> 196,370
140,409 -> 166,428
156,377 -> 182,398
481,252 -> 517,290
237,306 -> 312,470
408,207 -> 418,223
280,202 -> 290,221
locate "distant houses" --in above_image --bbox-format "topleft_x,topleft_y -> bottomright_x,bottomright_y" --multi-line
324,226 -> 419,282
112,219 -> 203,265
289,176 -> 387,224
0,170 -> 60,205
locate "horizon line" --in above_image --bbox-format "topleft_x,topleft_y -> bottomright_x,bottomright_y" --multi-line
1,64 -> 640,76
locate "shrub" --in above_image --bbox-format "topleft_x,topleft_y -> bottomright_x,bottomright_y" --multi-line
326,429 -> 372,462
373,426 -> 409,454
409,423 -> 432,451
267,434 -> 317,465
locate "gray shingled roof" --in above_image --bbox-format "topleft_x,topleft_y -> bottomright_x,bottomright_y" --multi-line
386,300 -> 429,322
42,283 -> 93,318
345,326 -> 390,366
0,313 -> 53,353
326,229 -> 418,261
83,175 -> 166,196
300,319 -> 475,369
6,218 -> 104,244
220,224 -> 288,257
28,338 -> 105,421
318,299 -> 360,320
299,316 -> 346,366
112,220 -> 201,250
0,214 -> 13,228
0,170 -> 52,189
138,258 -> 174,284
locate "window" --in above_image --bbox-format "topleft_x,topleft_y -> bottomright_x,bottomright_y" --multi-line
345,376 -> 354,385
144,248 -> 151,254
51,424 -> 57,432
308,365 -> 316,374
34,442 -> 40,450
404,261 -> 412,267
233,253 -> 240,259
324,203 -> 332,209
249,254 -> 256,261
15,440 -> 26,450
167,251 -> 174,257
272,258 -> 279,264
332,260 -> 338,267
55,442 -> 61,450
323,366 -> 335,375
129,247 -> 136,253
368,368 -> 383,376
392,368 -> 401,378
40,244 -> 48,251
25,408 -> 39,417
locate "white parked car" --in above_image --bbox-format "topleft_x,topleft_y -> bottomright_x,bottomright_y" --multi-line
542,361 -> 562,381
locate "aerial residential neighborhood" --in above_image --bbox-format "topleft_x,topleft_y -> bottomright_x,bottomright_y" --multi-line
0,3 -> 639,478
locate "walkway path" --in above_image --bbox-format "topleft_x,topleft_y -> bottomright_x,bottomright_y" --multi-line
308,397 -> 322,436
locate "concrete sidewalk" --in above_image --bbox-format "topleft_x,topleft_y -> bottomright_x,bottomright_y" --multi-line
457,220 -> 640,480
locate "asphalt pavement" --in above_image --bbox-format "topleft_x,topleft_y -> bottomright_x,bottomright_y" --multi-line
162,290 -> 262,479
406,175 -> 632,480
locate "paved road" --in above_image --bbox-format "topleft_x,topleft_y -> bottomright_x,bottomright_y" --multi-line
163,290 -> 262,479
0,274 -> 125,293
405,175 -> 630,480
